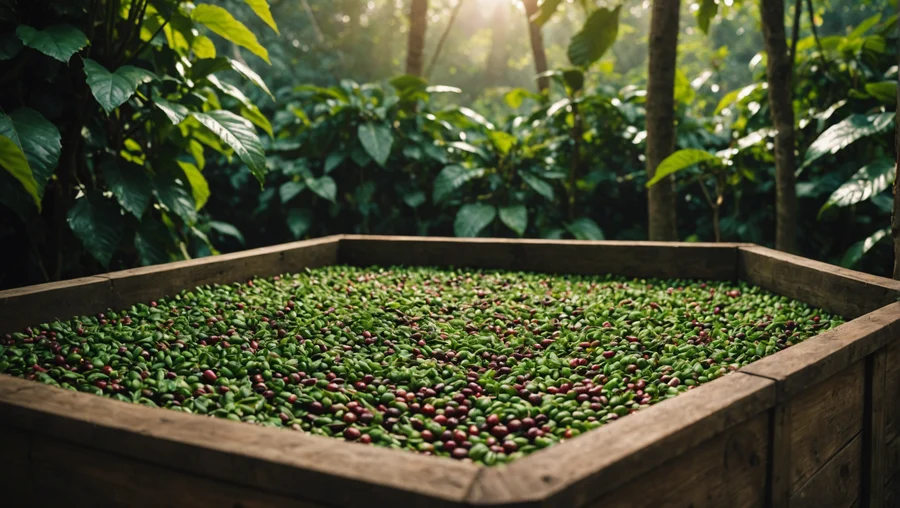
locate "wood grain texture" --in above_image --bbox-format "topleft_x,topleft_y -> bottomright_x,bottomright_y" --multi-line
338,235 -> 741,280
864,350 -> 887,508
585,414 -> 769,508
0,375 -> 479,508
740,303 -> 900,401
789,433 -> 862,508
886,435 -> 900,488
788,361 -> 864,491
0,236 -> 340,335
769,403 -> 792,508
884,344 -> 900,443
738,245 -> 900,319
2,427 -> 319,508
466,373 -> 774,507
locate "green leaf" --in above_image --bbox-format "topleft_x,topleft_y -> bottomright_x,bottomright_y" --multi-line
457,107 -> 495,129
454,203 -> 496,237
177,161 -> 210,210
192,35 -> 217,59
696,0 -> 718,34
155,170 -> 197,224
841,228 -> 889,268
240,105 -> 273,138
134,218 -> 171,266
191,111 -> 267,184
504,88 -> 540,109
192,57 -> 274,99
489,132 -> 517,156
849,13 -> 881,38
819,159 -> 895,216
433,165 -> 486,203
0,135 -> 40,210
67,193 -> 123,267
714,83 -> 765,115
192,4 -> 270,64
389,75 -> 428,93
16,24 -> 88,63
357,122 -> 393,167
519,171 -> 555,200
425,85 -> 462,94
565,217 -> 605,240
279,180 -> 306,203
244,0 -> 279,34
530,0 -> 563,26
864,81 -> 897,105
101,158 -> 152,218
208,221 -> 245,245
306,175 -> 337,202
562,69 -> 585,94
286,208 -> 313,239
83,59 -> 157,114
646,149 -> 720,187
673,69 -> 695,104
567,6 -> 621,68
802,112 -> 894,170
499,205 -> 527,236
324,152 -> 346,174
0,108 -> 61,197
153,97 -> 190,125
403,190 -> 426,209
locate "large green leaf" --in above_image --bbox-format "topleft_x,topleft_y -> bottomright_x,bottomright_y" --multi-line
454,203 -> 496,237
714,83 -> 765,115
565,217 -> 605,240
286,208 -> 313,239
191,57 -> 274,99
489,132 -> 517,156
0,135 -> 40,210
0,108 -> 60,197
244,0 -> 279,34
279,180 -> 306,203
864,81 -> 897,105
696,0 -> 718,34
567,6 -> 621,68
208,221 -> 245,245
433,165 -> 486,203
358,122 -> 393,167
67,193 -> 123,267
101,158 -> 152,218
155,170 -> 197,224
134,218 -> 171,266
177,161 -> 210,210
819,158 -> 895,216
673,69 -> 695,104
841,228 -> 889,268
306,175 -> 337,203
802,112 -> 894,169
192,4 -> 270,64
83,59 -> 157,114
646,149 -> 720,187
504,88 -> 541,109
16,24 -> 88,62
153,97 -> 190,125
519,171 -> 555,200
191,111 -> 267,184
499,205 -> 527,236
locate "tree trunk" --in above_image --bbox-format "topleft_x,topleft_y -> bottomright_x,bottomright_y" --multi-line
522,0 -> 549,93
893,14 -> 900,279
645,0 -> 680,241
406,0 -> 429,77
761,0 -> 799,253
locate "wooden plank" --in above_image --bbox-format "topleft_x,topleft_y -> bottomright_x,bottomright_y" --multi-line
584,413 -> 769,508
0,425 -> 32,499
884,344 -> 900,443
864,350 -> 887,508
769,403 -> 792,508
22,433 -> 321,508
0,275 -> 114,334
886,436 -> 900,487
790,433 -> 862,508
738,245 -> 900,319
741,303 -> 900,401
0,375 -> 479,508
338,235 -> 741,280
466,372 -> 775,507
0,236 -> 340,335
788,361 -> 865,491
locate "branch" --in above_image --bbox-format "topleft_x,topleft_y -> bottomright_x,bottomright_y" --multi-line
789,0 -> 802,73
425,0 -> 465,79
805,0 -> 829,68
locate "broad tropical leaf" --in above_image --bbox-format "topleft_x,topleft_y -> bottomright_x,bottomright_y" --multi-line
279,180 -> 306,203
101,158 -> 152,218
244,0 -> 279,34
454,203 -> 496,237
67,193 -> 123,267
324,152 -> 345,174
83,59 -> 157,114
489,131 -> 516,156
0,135 -> 40,210
565,217 -> 605,240
819,158 -> 895,216
864,81 -> 897,105
0,108 -> 60,197
841,228 -> 889,268
358,122 -> 393,167
646,149 -> 720,187
802,112 -> 894,169
696,0 -> 718,34
177,161 -> 210,210
192,35 -> 217,58
191,111 -> 267,184
192,4 -> 270,63
504,88 -> 541,109
153,97 -> 190,125
286,208 -> 313,238
16,24 -> 87,62
208,221 -> 245,245
519,171 -> 554,200
499,205 -> 527,236
155,170 -> 197,224
134,218 -> 171,266
433,165 -> 486,203
567,6 -> 621,68
306,175 -> 337,202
